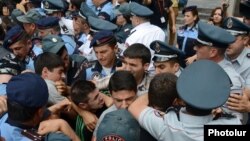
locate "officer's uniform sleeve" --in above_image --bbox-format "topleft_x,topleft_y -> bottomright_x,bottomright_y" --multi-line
245,74 -> 250,88
138,107 -> 167,139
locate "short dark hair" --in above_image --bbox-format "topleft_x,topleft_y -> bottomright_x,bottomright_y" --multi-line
123,43 -> 151,65
7,100 -> 39,122
70,80 -> 96,105
148,73 -> 178,111
109,70 -> 137,94
34,52 -> 64,75
70,0 -> 84,10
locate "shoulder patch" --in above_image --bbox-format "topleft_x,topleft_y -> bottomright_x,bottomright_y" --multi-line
102,135 -> 125,141
154,110 -> 165,118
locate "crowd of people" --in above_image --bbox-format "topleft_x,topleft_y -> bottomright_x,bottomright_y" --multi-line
0,0 -> 250,141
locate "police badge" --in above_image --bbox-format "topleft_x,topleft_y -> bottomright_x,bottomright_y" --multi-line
155,42 -> 161,53
91,71 -> 101,80
44,1 -> 50,9
227,18 -> 233,29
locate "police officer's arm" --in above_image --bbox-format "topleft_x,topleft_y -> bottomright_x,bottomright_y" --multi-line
128,94 -> 149,120
38,119 -> 80,141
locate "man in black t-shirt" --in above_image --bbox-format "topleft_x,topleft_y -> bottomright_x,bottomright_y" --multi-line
70,80 -> 112,141
143,0 -> 176,31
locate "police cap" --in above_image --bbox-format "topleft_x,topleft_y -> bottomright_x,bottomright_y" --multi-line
129,2 -> 153,17
222,17 -> 250,36
177,60 -> 231,110
150,40 -> 185,62
195,21 -> 235,48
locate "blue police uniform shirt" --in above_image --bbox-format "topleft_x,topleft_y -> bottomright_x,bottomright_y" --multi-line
86,0 -> 115,21
0,114 -> 32,141
60,34 -> 77,55
85,64 -> 116,80
177,25 -> 198,57
0,84 -> 7,96
227,48 -> 250,88
25,46 -> 43,71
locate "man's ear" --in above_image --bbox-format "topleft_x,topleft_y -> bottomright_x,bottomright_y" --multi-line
41,67 -> 49,78
78,102 -> 88,110
173,63 -> 180,73
143,63 -> 150,71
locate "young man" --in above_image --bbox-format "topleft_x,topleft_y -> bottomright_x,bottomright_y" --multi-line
123,43 -> 153,96
92,70 -> 137,140
84,30 -> 121,80
70,80 -> 112,141
150,40 -> 184,76
2,25 -> 35,71
35,52 -> 66,105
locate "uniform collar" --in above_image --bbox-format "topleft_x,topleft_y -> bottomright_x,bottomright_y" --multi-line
6,117 -> 35,130
179,108 -> 214,125
175,68 -> 182,77
232,47 -> 249,65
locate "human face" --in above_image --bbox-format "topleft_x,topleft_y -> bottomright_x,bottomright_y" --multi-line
212,9 -> 222,25
73,17 -> 88,36
130,15 -> 139,27
116,15 -> 126,26
194,44 -> 212,60
46,66 -> 65,82
123,57 -> 148,82
38,29 -> 52,38
23,23 -> 35,35
226,36 -> 247,59
184,11 -> 197,27
112,90 -> 136,109
59,48 -> 70,71
94,44 -> 117,68
154,61 -> 176,75
9,40 -> 31,61
86,89 -> 104,110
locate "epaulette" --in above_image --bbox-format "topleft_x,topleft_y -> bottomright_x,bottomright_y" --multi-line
21,129 -> 44,141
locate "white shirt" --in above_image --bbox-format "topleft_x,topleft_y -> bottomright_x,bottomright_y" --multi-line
125,22 -> 165,55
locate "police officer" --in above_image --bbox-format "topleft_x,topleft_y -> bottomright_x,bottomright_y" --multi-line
76,2 -> 117,60
125,2 -> 165,73
125,2 -> 165,52
83,30 -> 121,81
114,3 -> 133,43
42,0 -> 77,55
221,17 -> 250,124
194,21 -> 244,120
16,8 -> 45,55
129,60 -> 241,141
150,40 -> 185,76
36,16 -> 60,38
2,25 -> 35,71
